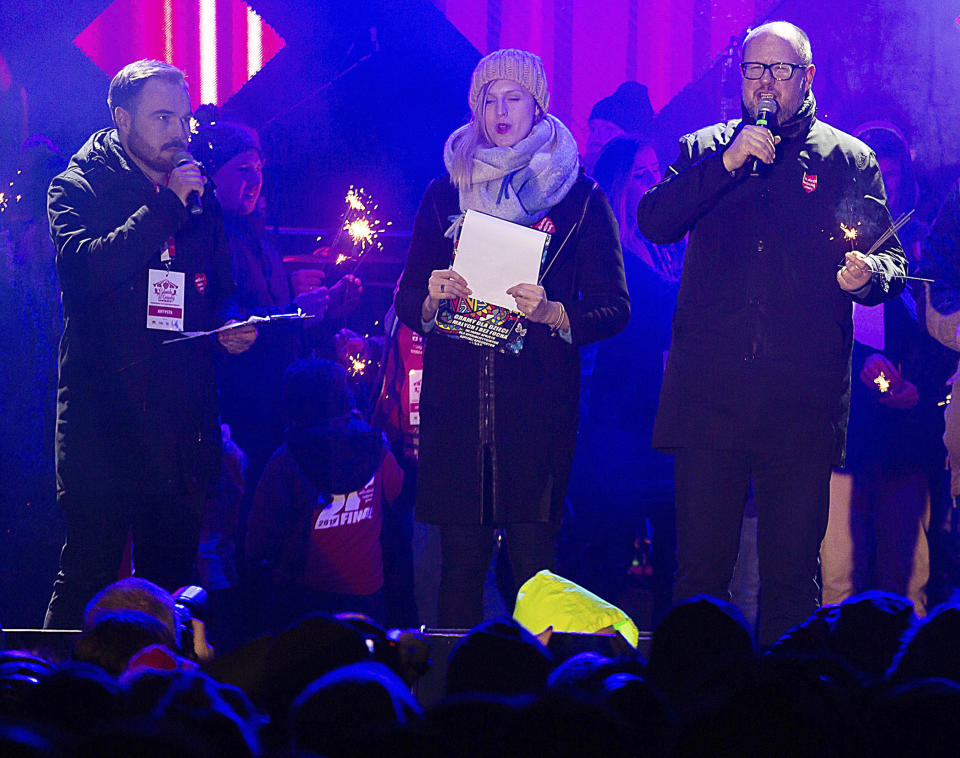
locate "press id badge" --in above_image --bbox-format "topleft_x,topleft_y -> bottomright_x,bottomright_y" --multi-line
147,268 -> 186,331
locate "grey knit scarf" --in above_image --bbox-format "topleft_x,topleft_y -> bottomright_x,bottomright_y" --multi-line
442,114 -> 580,234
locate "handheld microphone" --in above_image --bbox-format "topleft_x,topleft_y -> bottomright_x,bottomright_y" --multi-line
750,97 -> 779,177
173,151 -> 204,216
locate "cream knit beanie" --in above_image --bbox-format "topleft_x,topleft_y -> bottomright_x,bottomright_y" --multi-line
468,49 -> 550,114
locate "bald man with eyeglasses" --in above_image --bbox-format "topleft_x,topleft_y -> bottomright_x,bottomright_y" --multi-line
638,21 -> 907,645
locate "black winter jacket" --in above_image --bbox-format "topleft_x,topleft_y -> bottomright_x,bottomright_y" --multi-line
48,128 -> 239,497
395,173 -> 629,525
638,94 -> 907,464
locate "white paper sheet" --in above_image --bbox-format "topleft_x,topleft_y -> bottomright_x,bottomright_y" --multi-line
451,210 -> 549,311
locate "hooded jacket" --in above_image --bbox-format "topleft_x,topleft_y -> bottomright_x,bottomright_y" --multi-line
246,415 -> 400,595
48,128 -> 240,496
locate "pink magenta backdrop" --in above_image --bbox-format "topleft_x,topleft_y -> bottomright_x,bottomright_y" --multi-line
74,0 -> 285,109
432,0 -> 776,146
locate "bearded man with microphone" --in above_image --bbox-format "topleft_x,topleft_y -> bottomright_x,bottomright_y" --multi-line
44,60 -> 256,628
638,22 -> 907,645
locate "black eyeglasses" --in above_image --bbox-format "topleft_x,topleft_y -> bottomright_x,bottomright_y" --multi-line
740,61 -> 807,81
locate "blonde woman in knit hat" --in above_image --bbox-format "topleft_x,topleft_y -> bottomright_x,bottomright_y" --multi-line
394,49 -> 630,629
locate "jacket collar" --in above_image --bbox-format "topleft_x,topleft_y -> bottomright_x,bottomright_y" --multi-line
70,128 -> 156,191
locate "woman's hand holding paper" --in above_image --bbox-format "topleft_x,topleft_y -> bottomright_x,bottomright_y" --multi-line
423,268 -> 471,321
507,283 -> 553,322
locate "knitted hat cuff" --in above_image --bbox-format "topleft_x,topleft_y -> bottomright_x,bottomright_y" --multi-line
469,49 -> 550,114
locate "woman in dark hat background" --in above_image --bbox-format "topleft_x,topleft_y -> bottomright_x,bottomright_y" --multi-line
583,81 -> 654,173
569,134 -> 683,625
190,113 -> 363,487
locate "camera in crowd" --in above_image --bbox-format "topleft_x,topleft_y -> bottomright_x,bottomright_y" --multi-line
172,585 -> 208,658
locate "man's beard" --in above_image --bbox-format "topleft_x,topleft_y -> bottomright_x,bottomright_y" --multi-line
743,88 -> 807,124
127,125 -> 182,174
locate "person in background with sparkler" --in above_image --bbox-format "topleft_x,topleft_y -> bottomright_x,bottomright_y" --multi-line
637,22 -> 907,646
915,159 -> 960,596
0,136 -> 65,598
190,113 -> 362,487
394,49 -> 630,628
189,113 -> 362,639
819,122 -> 954,617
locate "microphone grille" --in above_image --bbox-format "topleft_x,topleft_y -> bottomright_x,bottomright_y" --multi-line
758,97 -> 779,114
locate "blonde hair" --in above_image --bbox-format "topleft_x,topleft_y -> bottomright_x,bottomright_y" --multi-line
448,81 -> 492,189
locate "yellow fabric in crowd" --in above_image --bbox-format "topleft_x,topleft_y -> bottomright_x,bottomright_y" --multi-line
513,569 -> 639,649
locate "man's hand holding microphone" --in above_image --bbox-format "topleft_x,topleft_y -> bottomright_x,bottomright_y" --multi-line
722,97 -> 780,174
170,151 -> 205,216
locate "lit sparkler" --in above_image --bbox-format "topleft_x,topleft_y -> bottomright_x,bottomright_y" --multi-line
322,185 -> 392,273
346,217 -> 374,247
840,222 -> 860,252
834,210 -> 933,282
0,174 -> 22,214
347,353 -> 369,376
346,188 -> 366,211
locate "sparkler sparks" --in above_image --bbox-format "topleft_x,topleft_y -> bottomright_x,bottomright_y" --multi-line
840,221 -> 862,252
346,217 -> 374,246
0,184 -> 22,214
345,188 -> 366,211
323,185 -> 391,271
834,210 -> 931,282
347,354 -> 369,375
1,173 -> 22,210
